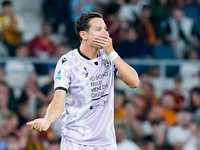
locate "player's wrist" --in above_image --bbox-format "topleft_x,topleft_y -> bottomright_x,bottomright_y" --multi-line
44,117 -> 53,125
108,50 -> 118,62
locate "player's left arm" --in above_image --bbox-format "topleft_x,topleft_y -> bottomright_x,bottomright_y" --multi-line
93,34 -> 140,88
113,56 -> 140,88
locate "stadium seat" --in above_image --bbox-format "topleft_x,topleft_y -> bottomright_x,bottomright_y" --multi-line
153,44 -> 176,59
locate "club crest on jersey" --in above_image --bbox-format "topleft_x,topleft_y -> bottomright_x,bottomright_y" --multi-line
102,59 -> 111,69
62,58 -> 67,64
55,69 -> 62,80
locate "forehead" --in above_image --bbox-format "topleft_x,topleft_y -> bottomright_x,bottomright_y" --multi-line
89,18 -> 106,29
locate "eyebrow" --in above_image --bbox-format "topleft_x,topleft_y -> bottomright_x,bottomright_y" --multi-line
96,26 -> 107,29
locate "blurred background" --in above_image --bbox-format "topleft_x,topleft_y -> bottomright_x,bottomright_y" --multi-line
0,0 -> 200,150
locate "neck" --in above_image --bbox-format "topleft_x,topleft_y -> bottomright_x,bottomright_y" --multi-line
79,42 -> 98,59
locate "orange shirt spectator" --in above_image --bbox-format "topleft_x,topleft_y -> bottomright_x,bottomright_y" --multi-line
161,94 -> 176,126
114,107 -> 126,124
27,22 -> 56,58
114,94 -> 125,124
136,5 -> 157,45
163,76 -> 185,111
162,108 -> 176,126
140,81 -> 158,115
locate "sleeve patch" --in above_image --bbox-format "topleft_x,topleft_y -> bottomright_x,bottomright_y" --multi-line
55,69 -> 62,80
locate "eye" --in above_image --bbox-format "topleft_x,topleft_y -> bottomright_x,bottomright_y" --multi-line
97,28 -> 101,31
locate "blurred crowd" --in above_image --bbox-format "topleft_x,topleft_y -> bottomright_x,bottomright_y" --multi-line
0,0 -> 200,150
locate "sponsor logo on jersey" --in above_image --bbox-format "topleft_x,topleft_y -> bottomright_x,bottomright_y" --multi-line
62,58 -> 67,64
85,72 -> 89,78
102,59 -> 111,69
55,69 -> 61,80
83,66 -> 87,70
90,99 -> 108,110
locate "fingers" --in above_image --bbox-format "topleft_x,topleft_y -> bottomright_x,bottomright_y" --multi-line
26,121 -> 35,126
96,35 -> 109,39
93,37 -> 110,48
32,123 -> 37,130
94,35 -> 110,42
27,120 -> 49,132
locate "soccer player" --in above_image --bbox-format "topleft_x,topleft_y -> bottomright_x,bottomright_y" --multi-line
26,12 -> 140,150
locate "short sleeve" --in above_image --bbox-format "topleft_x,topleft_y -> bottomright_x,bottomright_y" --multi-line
54,57 -> 71,91
114,65 -> 118,75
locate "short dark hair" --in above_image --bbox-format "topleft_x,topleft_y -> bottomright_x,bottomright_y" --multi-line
75,12 -> 103,41
2,0 -> 12,7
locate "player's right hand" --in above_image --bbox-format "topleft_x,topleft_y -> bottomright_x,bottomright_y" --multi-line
26,118 -> 51,132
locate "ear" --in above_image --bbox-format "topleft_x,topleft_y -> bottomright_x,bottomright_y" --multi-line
79,31 -> 87,41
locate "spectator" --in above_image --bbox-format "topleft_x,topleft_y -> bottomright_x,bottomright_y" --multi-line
114,93 -> 125,124
119,0 -> 150,26
20,125 -> 43,150
192,108 -> 200,127
103,2 -> 123,42
0,41 -> 9,56
7,135 -> 21,150
0,67 -> 5,82
0,0 -> 25,56
135,5 -> 157,45
167,110 -> 198,150
0,112 -> 19,150
115,122 -> 141,150
161,94 -> 177,126
150,0 -> 173,37
69,0 -> 95,24
45,140 -> 60,150
163,76 -> 185,111
142,105 -> 166,135
39,68 -> 55,104
17,102 -> 32,128
42,0 -> 71,34
4,44 -> 35,89
0,92 -> 12,116
150,120 -> 166,147
55,43 -> 70,57
140,135 -> 158,150
0,81 -> 16,112
69,0 -> 95,47
17,72 -> 45,123
162,6 -> 199,58
190,85 -> 200,113
127,93 -> 146,122
116,101 -> 143,141
37,104 -> 55,144
114,27 -> 152,58
140,81 -> 158,117
27,22 -> 56,58
180,48 -> 200,79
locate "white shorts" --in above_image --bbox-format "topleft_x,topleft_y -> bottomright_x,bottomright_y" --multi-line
60,137 -> 117,150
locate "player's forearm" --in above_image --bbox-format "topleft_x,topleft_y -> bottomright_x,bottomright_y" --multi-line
44,100 -> 64,124
113,56 -> 140,88
44,90 -> 66,124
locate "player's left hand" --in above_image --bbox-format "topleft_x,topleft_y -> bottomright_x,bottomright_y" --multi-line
93,35 -> 114,55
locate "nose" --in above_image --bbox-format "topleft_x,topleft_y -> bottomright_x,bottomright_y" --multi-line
103,29 -> 109,36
